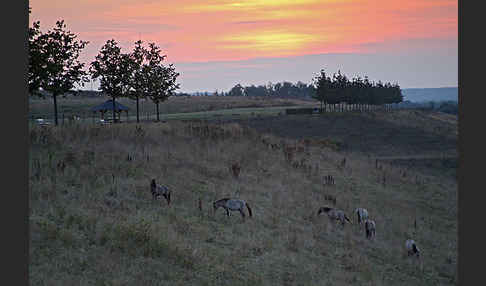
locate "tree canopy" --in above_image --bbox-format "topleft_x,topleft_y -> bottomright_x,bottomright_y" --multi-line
146,48 -> 180,120
90,39 -> 134,122
312,69 -> 403,106
28,19 -> 89,125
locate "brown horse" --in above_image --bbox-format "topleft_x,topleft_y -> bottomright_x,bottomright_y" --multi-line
150,179 -> 171,205
213,198 -> 252,218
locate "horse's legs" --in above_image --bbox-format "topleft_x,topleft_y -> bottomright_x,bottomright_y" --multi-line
226,208 -> 230,216
239,208 -> 245,218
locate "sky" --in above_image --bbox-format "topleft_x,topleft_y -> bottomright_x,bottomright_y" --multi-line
29,0 -> 458,93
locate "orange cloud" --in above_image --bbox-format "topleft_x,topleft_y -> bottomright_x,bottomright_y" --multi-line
30,0 -> 457,63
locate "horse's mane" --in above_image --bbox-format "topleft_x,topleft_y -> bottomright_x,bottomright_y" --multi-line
214,198 -> 230,204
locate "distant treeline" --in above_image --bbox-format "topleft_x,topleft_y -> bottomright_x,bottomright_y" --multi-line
176,81 -> 316,98
177,70 -> 404,106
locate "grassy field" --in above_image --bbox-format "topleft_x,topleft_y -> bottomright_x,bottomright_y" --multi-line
28,95 -> 316,121
29,102 -> 457,285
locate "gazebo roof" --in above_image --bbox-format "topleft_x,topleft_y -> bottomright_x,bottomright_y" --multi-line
91,100 -> 130,112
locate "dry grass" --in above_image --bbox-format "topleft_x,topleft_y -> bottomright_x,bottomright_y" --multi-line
29,115 -> 457,285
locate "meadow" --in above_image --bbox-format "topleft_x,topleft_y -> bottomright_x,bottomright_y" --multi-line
28,95 -> 316,122
29,97 -> 457,285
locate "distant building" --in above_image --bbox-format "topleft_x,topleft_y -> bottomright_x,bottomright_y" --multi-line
91,99 -> 130,122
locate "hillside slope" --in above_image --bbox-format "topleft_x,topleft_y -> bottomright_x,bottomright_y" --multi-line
401,87 -> 458,103
29,111 -> 457,285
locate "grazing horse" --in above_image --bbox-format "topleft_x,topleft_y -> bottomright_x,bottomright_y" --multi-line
213,198 -> 252,218
317,206 -> 351,225
150,179 -> 171,205
364,219 -> 376,239
355,208 -> 369,224
405,239 -> 421,258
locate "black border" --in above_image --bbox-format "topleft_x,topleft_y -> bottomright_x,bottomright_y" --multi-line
7,0 -> 29,285
458,0 -> 481,284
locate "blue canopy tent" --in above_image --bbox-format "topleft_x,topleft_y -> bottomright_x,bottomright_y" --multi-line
91,99 -> 130,122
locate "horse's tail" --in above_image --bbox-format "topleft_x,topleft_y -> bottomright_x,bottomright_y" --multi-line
246,202 -> 253,218
151,179 -> 156,190
345,214 -> 351,224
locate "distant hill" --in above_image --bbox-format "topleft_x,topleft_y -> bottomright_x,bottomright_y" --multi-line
401,87 -> 458,103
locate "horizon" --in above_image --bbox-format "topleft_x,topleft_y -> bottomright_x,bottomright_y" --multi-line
30,0 -> 458,93
71,86 -> 459,95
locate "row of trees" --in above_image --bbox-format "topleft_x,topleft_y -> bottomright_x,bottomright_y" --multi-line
312,69 -> 403,110
90,40 -> 179,122
213,71 -> 403,110
28,9 -> 179,125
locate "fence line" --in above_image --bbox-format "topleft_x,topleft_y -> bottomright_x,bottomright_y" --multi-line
285,103 -> 419,115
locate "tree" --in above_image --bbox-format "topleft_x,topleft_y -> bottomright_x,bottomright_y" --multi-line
28,7 -> 45,96
312,69 -> 339,111
90,39 -> 134,123
28,20 -> 89,125
143,42 -> 180,121
228,84 -> 244,96
28,20 -> 44,96
128,40 -> 146,123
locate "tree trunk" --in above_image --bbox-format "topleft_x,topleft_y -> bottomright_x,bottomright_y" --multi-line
136,95 -> 140,123
156,102 -> 160,121
53,93 -> 59,126
112,97 -> 116,123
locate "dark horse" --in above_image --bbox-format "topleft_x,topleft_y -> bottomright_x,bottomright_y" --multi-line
150,179 -> 171,205
317,206 -> 351,225
213,198 -> 252,218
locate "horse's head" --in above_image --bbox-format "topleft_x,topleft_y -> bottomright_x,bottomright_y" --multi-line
318,206 -> 332,215
413,244 -> 420,257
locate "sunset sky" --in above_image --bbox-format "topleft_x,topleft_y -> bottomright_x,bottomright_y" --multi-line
30,0 -> 458,93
